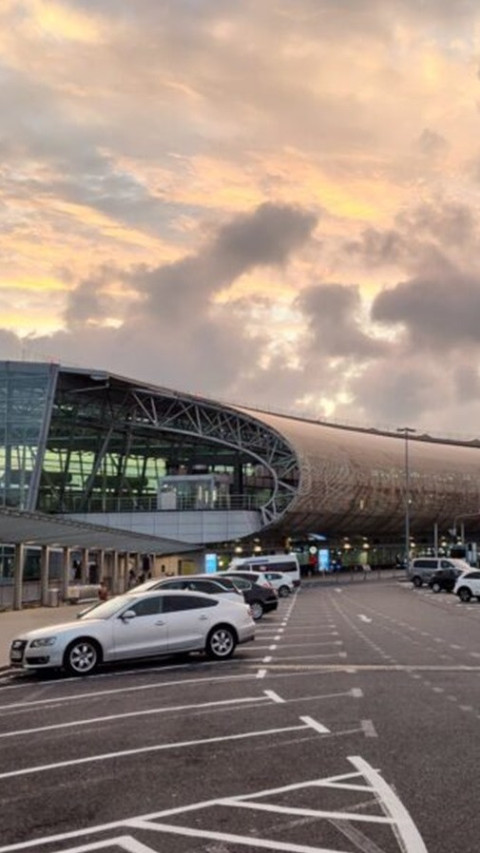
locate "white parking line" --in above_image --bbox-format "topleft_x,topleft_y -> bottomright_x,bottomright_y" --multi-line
360,720 -> 378,738
266,652 -> 347,662
0,756 -> 428,853
36,839 -> 154,853
0,694 -> 278,740
301,715 -> 330,734
0,719 -> 318,781
263,689 -> 285,703
0,671 -> 257,712
220,798 -> 394,823
352,756 -> 429,852
258,641 -> 343,650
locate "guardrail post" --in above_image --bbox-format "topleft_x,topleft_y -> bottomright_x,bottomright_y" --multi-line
13,543 -> 24,611
40,545 -> 50,605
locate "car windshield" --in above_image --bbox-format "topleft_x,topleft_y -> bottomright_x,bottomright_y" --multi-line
79,597 -> 134,620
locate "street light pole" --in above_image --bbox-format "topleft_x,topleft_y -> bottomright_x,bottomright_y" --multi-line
397,427 -> 416,569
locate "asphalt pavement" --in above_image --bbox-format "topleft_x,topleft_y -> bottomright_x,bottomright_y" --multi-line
0,576 -> 479,852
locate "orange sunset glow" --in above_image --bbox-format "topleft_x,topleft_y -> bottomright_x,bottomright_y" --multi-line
2,1 -> 480,434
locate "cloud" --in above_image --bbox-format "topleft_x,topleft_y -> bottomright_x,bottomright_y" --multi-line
3,0 -> 480,438
395,202 -> 476,250
57,203 -> 317,396
344,200 -> 478,277
339,353 -> 443,425
63,273 -> 109,326
296,283 -> 387,359
372,271 -> 480,351
416,128 -> 449,158
126,202 -> 317,323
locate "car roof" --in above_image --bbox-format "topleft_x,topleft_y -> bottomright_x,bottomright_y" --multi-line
142,575 -> 231,585
168,574 -> 227,581
120,588 -> 223,603
227,569 -> 264,577
129,579 -> 162,593
177,573 -> 245,585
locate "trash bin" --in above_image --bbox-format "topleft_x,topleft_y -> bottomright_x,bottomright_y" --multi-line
47,588 -> 59,607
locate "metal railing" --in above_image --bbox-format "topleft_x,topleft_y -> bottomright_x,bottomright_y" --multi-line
65,493 -> 268,514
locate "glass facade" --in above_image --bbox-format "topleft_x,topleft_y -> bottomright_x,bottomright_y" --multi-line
36,369 -> 283,514
0,362 -> 56,510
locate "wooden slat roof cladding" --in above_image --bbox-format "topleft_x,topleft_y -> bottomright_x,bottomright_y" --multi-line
236,406 -> 480,538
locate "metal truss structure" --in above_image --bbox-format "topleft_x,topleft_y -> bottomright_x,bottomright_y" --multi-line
129,387 -> 300,525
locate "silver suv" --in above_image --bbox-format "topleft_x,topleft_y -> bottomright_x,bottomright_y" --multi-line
408,557 -> 471,588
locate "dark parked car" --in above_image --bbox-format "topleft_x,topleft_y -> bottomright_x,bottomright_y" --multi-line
222,571 -> 278,621
131,575 -> 244,604
428,567 -> 463,593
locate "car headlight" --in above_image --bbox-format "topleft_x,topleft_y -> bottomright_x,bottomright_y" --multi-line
30,637 -> 57,648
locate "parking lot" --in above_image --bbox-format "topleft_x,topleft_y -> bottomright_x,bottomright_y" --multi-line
0,578 -> 479,852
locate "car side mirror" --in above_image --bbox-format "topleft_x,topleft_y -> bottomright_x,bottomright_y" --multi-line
120,610 -> 136,621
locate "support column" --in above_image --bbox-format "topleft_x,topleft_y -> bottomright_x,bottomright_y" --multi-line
13,543 -> 25,611
97,550 -> 105,584
112,551 -> 120,595
61,547 -> 70,602
81,549 -> 89,583
40,545 -> 50,606
121,553 -> 129,593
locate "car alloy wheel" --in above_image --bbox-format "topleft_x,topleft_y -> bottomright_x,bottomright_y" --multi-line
64,639 -> 100,676
432,582 -> 441,593
250,601 -> 264,621
278,586 -> 290,597
412,577 -> 422,588
206,626 -> 236,659
458,587 -> 472,603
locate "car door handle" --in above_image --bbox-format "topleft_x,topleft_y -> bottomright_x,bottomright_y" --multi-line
155,620 -> 165,626
199,615 -> 208,620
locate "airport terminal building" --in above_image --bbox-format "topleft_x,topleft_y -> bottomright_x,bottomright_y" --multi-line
2,359 -> 480,603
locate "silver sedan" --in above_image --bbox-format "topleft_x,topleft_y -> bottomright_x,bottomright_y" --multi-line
9,589 -> 255,676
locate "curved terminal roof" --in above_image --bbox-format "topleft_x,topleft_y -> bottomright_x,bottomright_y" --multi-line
63,365 -> 480,541
3,360 -> 480,548
235,405 -> 480,539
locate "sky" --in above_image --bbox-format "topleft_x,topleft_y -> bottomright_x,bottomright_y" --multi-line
2,0 -> 480,437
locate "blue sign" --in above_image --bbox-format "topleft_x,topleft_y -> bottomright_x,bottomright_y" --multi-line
204,553 -> 218,574
318,549 -> 330,571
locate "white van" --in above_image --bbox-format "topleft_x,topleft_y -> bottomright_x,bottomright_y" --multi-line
227,554 -> 301,588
